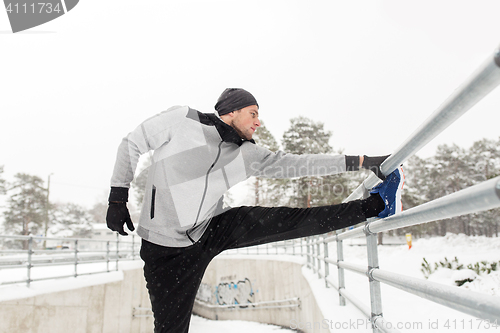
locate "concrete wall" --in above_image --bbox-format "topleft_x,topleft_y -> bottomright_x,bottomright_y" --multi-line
193,255 -> 331,333
0,266 -> 153,333
1,256 -> 330,333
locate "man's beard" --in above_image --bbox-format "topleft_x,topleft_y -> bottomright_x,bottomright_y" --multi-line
231,124 -> 251,140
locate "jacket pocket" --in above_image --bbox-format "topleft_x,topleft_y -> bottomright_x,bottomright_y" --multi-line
150,185 -> 156,219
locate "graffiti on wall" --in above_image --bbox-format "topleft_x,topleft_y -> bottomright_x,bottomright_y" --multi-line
196,277 -> 257,307
196,282 -> 214,303
215,277 -> 255,307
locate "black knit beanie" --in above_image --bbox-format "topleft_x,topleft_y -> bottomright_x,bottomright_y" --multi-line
214,88 -> 259,116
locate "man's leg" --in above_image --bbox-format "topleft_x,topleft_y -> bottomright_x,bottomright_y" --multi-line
209,195 -> 384,251
139,200 -> 357,333
140,239 -> 217,333
139,199 -> 362,333
209,167 -> 405,251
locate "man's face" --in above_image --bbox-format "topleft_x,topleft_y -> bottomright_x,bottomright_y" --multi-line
231,105 -> 261,140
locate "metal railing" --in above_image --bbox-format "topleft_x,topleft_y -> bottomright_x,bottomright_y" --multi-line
225,44 -> 500,332
0,234 -> 141,287
194,297 -> 301,310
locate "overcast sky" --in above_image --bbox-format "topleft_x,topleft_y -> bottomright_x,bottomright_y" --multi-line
1,0 -> 500,210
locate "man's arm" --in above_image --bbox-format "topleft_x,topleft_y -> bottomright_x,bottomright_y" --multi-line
106,106 -> 187,235
244,145 -> 389,180
110,106 -> 187,192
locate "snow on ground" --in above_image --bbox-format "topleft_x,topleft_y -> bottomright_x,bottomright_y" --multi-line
1,234 -> 499,332
314,233 -> 500,332
189,315 -> 297,332
340,233 -> 500,296
194,233 -> 500,332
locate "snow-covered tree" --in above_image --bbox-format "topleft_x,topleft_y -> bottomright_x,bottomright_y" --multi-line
468,138 -> 500,183
89,201 -> 108,224
49,202 -> 93,238
2,173 -> 47,249
3,173 -> 47,237
0,165 -> 6,195
281,116 -> 352,207
399,138 -> 500,238
466,138 -> 500,237
252,120 -> 284,206
397,155 -> 432,237
282,116 -> 332,155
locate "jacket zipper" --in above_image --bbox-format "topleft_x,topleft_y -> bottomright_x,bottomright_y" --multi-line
150,185 -> 156,219
186,140 -> 224,243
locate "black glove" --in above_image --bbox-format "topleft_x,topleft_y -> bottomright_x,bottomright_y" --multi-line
106,202 -> 134,236
362,155 -> 390,180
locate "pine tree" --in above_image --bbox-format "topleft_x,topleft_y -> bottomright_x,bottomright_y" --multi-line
468,138 -> 500,182
282,116 -> 332,155
252,120 -> 283,206
466,138 -> 500,236
253,120 -> 279,152
281,116 -> 352,207
89,201 -> 108,224
398,155 -> 431,237
399,137 -> 500,238
3,173 -> 47,248
50,203 -> 94,238
425,144 -> 471,236
0,165 -> 6,195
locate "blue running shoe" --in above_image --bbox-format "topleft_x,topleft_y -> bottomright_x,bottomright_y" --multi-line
370,166 -> 405,218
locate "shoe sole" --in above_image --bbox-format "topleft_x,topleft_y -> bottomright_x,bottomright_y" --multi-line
393,165 -> 405,214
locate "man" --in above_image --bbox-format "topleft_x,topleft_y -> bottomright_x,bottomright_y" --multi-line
106,88 -> 404,332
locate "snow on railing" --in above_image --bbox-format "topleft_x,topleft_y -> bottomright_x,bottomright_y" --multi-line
225,44 -> 500,332
0,234 -> 141,287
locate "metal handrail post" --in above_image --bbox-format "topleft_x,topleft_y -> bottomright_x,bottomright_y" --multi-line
365,224 -> 383,333
323,237 -> 329,288
306,237 -> 311,269
310,238 -> 314,272
27,236 -> 33,287
312,237 -> 317,273
116,234 -> 119,271
106,241 -> 110,272
316,236 -> 321,278
74,239 -> 78,278
132,235 -> 135,260
336,233 -> 346,306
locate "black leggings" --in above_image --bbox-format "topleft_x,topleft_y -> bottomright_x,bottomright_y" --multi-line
140,199 -> 367,333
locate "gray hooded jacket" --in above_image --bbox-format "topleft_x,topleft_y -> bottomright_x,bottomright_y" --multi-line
110,106 -> 348,247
